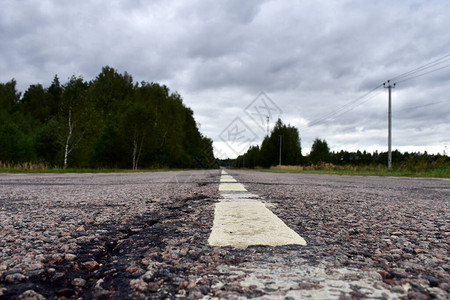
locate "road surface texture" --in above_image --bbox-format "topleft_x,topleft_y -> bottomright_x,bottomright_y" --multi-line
0,170 -> 448,299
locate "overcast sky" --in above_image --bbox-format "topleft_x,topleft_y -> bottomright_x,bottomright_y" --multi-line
1,0 -> 449,158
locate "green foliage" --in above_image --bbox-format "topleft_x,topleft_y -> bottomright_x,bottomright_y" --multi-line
308,138 -> 331,164
232,122 -> 448,175
236,118 -> 302,168
91,122 -> 125,168
0,67 -> 216,169
0,79 -> 21,112
329,149 -> 450,170
89,66 -> 134,117
0,115 -> 34,162
34,119 -> 61,165
20,83 -> 61,124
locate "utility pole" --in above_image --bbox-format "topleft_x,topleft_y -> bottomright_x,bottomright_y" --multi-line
279,135 -> 282,166
383,80 -> 395,169
266,115 -> 270,137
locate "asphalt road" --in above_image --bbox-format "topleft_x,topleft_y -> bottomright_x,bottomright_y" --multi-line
0,170 -> 449,299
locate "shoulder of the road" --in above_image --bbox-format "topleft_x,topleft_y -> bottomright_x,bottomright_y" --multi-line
208,170 -> 307,249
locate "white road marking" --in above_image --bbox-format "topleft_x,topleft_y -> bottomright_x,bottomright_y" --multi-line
209,171 -> 307,248
221,192 -> 260,199
220,175 -> 237,182
208,201 -> 307,248
218,183 -> 247,191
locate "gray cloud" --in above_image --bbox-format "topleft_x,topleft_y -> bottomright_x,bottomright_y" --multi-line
1,0 -> 449,157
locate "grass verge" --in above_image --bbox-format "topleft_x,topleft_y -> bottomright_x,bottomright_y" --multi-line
0,162 -> 196,174
257,164 -> 450,178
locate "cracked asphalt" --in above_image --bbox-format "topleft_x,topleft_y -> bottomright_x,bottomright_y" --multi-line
0,170 -> 448,299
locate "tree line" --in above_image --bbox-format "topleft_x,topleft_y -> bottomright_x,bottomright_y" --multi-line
230,119 -> 449,169
233,119 -> 303,168
0,66 -> 216,169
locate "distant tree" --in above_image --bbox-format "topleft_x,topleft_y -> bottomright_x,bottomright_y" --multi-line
87,69 -> 132,168
281,122 -> 303,165
91,122 -> 125,168
195,137 -> 216,168
0,112 -> 34,163
240,145 -> 261,168
20,84 -> 49,123
160,93 -> 186,167
89,66 -> 134,117
34,119 -> 61,166
46,75 -> 63,118
120,101 -> 154,169
259,119 -> 302,167
182,107 -> 202,167
0,79 -> 21,112
239,119 -> 302,168
309,138 -> 331,164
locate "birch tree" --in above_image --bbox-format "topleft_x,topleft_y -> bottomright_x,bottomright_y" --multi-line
60,76 -> 90,169
120,102 -> 154,170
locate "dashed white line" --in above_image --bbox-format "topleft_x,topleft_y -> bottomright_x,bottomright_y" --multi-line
208,170 -> 307,248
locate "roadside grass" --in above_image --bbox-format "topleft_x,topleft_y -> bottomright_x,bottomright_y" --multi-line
258,164 -> 450,178
0,162 -> 192,173
2,161 -> 448,178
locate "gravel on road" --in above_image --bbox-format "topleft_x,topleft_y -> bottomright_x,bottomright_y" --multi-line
0,170 -> 449,299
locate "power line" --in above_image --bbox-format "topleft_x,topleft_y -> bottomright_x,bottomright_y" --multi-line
307,89 -> 383,127
395,99 -> 450,113
394,64 -> 450,84
380,54 -> 450,168
390,54 -> 450,82
301,54 -> 450,131
304,84 -> 383,128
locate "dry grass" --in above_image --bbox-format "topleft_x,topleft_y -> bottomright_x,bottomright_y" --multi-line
271,163 -> 371,171
267,163 -> 449,178
0,161 -> 49,171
